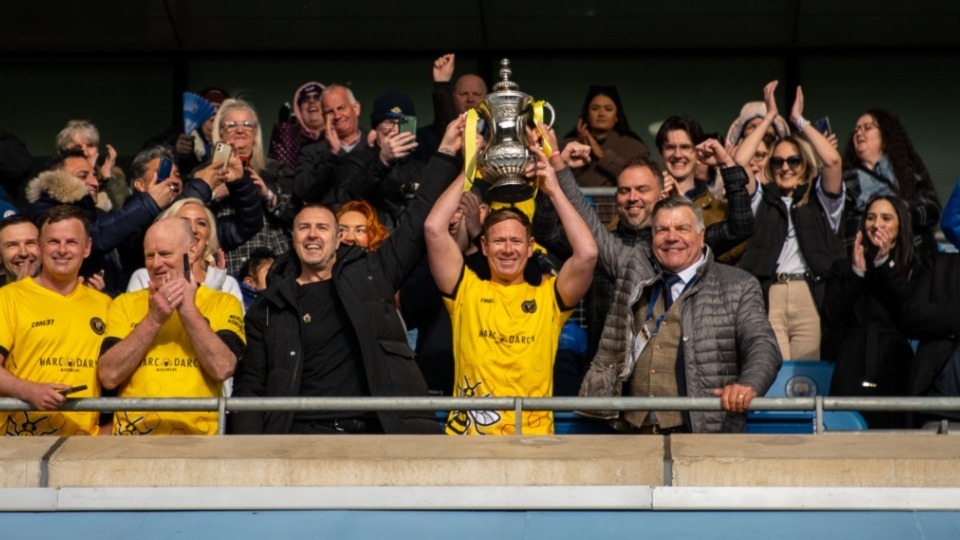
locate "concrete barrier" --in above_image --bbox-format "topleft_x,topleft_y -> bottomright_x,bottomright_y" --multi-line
0,437 -> 56,488
45,435 -> 664,488
670,433 -> 960,487
1,433 -> 958,490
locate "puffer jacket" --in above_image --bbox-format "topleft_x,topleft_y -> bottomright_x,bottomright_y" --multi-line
556,166 -> 782,433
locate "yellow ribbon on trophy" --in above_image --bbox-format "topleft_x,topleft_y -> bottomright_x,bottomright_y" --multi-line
463,109 -> 480,192
533,100 -> 552,156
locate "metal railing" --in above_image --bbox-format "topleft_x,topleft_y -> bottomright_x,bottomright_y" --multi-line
2,396 -> 959,435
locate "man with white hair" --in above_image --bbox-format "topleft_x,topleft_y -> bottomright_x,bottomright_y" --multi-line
294,84 -> 367,204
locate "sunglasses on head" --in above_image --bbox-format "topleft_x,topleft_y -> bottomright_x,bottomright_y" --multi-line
770,155 -> 802,170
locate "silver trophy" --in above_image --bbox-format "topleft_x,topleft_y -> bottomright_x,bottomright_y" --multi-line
476,58 -> 555,202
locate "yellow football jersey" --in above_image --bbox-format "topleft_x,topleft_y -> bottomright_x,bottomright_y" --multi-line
443,268 -> 571,435
0,278 -> 110,436
104,286 -> 245,435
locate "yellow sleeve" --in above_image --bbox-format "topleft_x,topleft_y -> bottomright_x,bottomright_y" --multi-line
104,294 -> 136,342
0,287 -> 15,353
208,292 -> 246,344
442,267 -> 477,315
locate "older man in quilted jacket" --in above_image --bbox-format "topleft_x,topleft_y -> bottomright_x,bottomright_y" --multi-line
551,150 -> 781,433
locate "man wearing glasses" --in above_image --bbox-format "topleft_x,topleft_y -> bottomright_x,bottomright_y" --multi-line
655,115 -> 755,262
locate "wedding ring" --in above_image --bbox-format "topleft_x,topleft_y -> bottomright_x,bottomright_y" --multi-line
737,395 -> 745,399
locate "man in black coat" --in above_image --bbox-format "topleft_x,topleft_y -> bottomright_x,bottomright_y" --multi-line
231,119 -> 463,435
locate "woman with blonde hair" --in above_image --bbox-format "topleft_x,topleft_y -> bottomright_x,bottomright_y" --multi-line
204,98 -> 293,276
737,81 -> 847,360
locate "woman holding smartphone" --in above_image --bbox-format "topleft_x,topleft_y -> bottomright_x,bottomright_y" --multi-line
209,98 -> 295,276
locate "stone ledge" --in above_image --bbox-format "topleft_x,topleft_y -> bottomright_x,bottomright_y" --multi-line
670,433 -> 960,487
0,437 -> 58,488
6,433 -> 959,490
46,435 -> 664,488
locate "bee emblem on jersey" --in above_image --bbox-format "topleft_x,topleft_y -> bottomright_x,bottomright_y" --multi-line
5,412 -> 58,436
90,317 -> 105,335
114,412 -> 155,436
446,377 -> 501,435
521,299 -> 537,314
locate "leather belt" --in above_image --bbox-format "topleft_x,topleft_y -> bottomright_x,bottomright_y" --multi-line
776,272 -> 809,283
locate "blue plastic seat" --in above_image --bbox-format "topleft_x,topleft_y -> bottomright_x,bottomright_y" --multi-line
747,361 -> 867,433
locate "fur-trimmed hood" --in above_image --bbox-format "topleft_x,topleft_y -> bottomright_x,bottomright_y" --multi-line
25,169 -> 112,212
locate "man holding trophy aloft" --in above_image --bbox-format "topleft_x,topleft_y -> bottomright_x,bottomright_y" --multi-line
425,59 -> 598,436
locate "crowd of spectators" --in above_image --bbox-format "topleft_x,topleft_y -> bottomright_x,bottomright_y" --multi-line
0,53 -> 957,437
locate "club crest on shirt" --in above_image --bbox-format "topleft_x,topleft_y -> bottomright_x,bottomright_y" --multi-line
521,299 -> 537,314
90,317 -> 105,335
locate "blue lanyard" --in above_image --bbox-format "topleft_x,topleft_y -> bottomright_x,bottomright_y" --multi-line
644,277 -> 695,335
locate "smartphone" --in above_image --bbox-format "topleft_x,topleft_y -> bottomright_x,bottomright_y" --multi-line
58,385 -> 88,396
399,115 -> 417,135
156,157 -> 173,184
211,141 -> 232,169
812,116 -> 832,136
183,253 -> 190,281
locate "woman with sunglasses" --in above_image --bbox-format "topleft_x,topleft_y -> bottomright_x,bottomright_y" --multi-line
560,85 -> 649,187
841,109 -> 941,262
821,195 -> 915,428
207,98 -> 294,276
737,81 -> 847,360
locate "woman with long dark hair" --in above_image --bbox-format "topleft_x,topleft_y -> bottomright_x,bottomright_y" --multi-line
822,195 -> 916,428
841,108 -> 941,261
561,85 -> 649,187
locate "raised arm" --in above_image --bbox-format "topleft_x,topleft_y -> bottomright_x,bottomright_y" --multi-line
377,117 -> 463,291
790,86 -> 842,195
697,139 -> 755,254
543,127 -> 628,276
425,171 -> 467,296
530,146 -> 597,308
734,80 -> 777,196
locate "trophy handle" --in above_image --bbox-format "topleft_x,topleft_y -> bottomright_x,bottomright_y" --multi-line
541,102 -> 556,128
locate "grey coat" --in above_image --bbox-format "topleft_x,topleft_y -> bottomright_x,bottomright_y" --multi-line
557,167 -> 782,433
